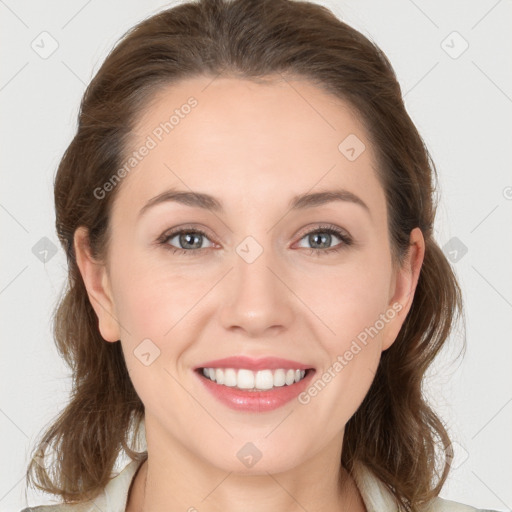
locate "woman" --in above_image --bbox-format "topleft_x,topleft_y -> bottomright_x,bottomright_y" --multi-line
21,0 -> 499,511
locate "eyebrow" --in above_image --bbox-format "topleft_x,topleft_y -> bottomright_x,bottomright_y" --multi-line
138,187 -> 370,218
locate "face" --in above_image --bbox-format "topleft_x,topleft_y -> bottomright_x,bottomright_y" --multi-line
76,75 -> 423,475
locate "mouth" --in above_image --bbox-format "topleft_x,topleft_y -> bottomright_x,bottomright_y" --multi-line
193,356 -> 316,412
195,367 -> 312,391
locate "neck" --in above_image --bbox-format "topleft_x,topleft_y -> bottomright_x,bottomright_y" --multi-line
127,430 -> 366,512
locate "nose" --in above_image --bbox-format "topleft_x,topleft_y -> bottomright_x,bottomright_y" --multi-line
219,243 -> 295,339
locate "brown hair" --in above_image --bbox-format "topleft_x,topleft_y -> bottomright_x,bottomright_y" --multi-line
25,0 -> 464,510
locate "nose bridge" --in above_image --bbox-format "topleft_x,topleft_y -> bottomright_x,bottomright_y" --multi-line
219,232 -> 294,336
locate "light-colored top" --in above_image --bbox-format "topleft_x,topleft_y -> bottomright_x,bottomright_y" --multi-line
20,458 -> 498,512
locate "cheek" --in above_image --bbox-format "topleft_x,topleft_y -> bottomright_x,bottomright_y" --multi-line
299,265 -> 390,427
302,246 -> 393,403
304,249 -> 393,343
109,258 -> 198,409
113,274 -> 168,336
108,243 -> 198,335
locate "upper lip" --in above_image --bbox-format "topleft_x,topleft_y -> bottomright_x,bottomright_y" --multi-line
195,356 -> 314,371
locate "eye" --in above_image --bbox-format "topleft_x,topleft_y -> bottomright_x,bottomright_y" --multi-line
157,223 -> 353,257
295,224 -> 352,256
158,227 -> 214,256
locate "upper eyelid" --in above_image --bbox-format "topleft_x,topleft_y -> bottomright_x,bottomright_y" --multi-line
160,225 -> 214,243
295,223 -> 349,239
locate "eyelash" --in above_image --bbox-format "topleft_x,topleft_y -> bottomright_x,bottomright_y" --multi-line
157,224 -> 353,257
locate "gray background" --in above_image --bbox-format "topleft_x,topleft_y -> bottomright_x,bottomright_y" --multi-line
1,0 -> 511,510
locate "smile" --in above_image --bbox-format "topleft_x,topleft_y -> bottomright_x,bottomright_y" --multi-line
200,367 -> 308,391
193,355 -> 316,412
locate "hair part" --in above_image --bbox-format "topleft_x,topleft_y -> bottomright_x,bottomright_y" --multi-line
25,1 -> 464,510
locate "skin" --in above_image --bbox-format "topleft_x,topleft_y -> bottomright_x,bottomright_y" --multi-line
75,75 -> 425,512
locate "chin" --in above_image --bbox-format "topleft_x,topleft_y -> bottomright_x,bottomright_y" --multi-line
197,437 -> 311,476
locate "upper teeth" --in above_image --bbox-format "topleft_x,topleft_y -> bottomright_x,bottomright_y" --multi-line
202,368 -> 306,390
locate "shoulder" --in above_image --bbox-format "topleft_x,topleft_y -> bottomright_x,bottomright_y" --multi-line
19,458 -> 144,512
426,496 -> 500,512
350,460 -> 499,512
19,505 -> 93,512
18,495 -> 103,512
18,498 -> 501,512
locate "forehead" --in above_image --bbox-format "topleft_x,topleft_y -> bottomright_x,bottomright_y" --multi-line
114,75 -> 386,221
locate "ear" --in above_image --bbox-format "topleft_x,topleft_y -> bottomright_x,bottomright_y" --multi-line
381,227 -> 425,351
74,226 -> 121,342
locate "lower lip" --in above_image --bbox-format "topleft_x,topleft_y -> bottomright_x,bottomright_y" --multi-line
195,369 -> 315,412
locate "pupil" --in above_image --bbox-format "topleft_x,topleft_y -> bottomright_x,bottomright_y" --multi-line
181,233 -> 202,249
311,233 -> 330,248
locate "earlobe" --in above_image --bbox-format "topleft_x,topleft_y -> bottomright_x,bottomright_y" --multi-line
381,227 -> 425,351
74,226 -> 121,342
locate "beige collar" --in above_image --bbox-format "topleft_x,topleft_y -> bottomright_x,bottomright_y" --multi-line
38,457 -> 479,512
